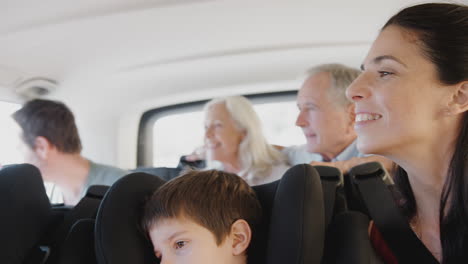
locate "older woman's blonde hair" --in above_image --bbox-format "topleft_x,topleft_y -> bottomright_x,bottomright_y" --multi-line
204,96 -> 286,183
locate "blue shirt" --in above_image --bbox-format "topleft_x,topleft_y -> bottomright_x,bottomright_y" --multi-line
283,140 -> 364,165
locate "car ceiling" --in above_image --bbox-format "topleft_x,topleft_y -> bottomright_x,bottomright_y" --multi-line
1,0 -> 433,115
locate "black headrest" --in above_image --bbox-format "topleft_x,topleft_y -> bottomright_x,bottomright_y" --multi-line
95,172 -> 165,264
95,165 -> 325,264
86,185 -> 111,199
131,167 -> 182,181
0,164 -> 52,264
259,164 -> 325,264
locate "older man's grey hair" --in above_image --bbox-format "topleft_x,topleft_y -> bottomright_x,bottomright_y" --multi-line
304,63 -> 361,107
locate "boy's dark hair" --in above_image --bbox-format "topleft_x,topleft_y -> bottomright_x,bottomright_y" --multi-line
12,99 -> 82,153
141,170 -> 262,245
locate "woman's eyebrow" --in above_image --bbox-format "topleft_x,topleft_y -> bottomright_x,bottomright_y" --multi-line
373,55 -> 407,67
361,55 -> 407,71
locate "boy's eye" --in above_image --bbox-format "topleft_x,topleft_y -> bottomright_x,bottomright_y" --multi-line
174,241 -> 186,249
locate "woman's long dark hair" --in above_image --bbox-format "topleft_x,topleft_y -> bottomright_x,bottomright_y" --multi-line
384,3 -> 468,263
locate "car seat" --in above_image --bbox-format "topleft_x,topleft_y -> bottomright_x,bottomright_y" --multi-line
131,167 -> 181,181
0,164 -> 52,264
346,162 -> 438,264
47,185 -> 110,264
95,164 -> 325,264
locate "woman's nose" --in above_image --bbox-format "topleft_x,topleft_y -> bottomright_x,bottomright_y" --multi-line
204,126 -> 213,138
346,74 -> 369,102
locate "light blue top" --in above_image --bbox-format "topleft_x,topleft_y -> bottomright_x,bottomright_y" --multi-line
49,160 -> 128,204
283,140 -> 364,165
80,160 -> 128,196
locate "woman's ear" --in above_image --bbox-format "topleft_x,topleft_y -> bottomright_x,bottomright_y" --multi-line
448,81 -> 468,114
230,219 -> 252,256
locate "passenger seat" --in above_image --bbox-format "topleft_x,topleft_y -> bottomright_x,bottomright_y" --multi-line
94,164 -> 326,264
315,163 -> 385,264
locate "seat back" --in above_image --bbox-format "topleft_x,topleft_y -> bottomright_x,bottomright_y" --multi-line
348,162 -> 438,264
56,219 -> 97,264
95,165 -> 325,264
322,211 -> 383,264
263,164 -> 325,264
314,166 -> 344,229
316,163 -> 385,264
131,167 -> 181,181
0,164 -> 52,264
322,162 -> 434,264
43,185 -> 110,264
95,172 -> 165,264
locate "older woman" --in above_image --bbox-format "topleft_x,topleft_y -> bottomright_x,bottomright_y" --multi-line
346,3 -> 468,263
203,96 -> 289,186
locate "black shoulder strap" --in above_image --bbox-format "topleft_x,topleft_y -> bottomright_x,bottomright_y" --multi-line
315,166 -> 343,228
349,162 -> 439,264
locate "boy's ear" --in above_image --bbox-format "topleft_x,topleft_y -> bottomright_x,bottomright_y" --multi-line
34,136 -> 53,160
230,219 -> 252,256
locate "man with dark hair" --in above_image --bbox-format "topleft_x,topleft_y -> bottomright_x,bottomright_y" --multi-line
13,99 -> 127,205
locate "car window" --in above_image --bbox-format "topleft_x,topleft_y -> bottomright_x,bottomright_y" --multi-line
0,101 -> 23,166
145,93 -> 304,167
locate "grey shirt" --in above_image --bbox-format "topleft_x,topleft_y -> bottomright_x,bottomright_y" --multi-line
49,160 -> 127,204
283,140 -> 364,165
80,160 -> 128,196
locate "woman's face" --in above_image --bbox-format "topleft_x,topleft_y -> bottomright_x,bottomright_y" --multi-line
204,103 -> 245,165
346,26 -> 455,158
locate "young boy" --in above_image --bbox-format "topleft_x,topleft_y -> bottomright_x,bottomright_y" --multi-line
141,170 -> 262,264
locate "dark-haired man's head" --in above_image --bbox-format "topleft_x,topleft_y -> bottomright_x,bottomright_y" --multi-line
13,99 -> 82,180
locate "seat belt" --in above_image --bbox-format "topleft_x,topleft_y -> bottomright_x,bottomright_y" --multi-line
315,166 -> 343,228
349,162 -> 439,264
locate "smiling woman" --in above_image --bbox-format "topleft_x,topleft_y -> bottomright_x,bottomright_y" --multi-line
347,3 -> 468,263
203,96 -> 290,186
146,92 -> 303,168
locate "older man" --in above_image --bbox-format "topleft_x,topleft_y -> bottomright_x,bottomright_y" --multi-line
283,63 -> 392,173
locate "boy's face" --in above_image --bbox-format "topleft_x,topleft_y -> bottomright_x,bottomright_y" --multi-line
148,217 -> 236,264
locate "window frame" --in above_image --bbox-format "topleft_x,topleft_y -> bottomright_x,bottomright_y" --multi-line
137,91 -> 297,167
